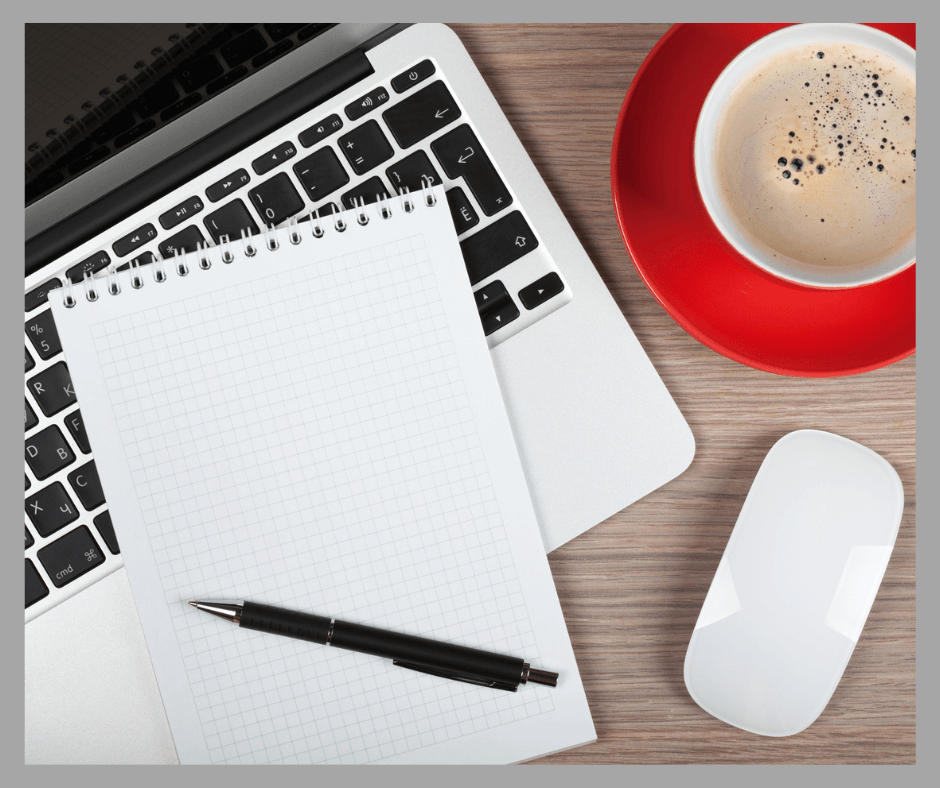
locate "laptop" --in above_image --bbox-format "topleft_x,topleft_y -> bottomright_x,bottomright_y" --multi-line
24,23 -> 694,763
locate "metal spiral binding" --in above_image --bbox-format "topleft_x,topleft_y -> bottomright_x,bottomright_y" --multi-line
58,187 -> 440,309
106,266 -> 121,295
83,270 -> 99,302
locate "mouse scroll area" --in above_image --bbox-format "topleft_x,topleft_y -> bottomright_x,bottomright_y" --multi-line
684,430 -> 903,737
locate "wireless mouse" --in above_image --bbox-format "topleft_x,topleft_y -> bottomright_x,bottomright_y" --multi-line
684,429 -> 904,736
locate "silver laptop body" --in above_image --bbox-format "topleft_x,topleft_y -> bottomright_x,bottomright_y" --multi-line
25,23 -> 693,763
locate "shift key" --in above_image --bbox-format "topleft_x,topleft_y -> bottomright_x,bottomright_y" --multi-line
459,211 -> 538,285
37,526 -> 105,588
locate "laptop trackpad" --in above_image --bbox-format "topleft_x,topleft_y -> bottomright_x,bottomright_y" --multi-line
25,568 -> 178,764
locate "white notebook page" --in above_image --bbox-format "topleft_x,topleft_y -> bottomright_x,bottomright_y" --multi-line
51,190 -> 594,764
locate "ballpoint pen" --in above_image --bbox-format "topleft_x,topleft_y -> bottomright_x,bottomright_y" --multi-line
190,599 -> 558,692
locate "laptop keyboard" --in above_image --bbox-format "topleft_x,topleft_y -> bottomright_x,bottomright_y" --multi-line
25,53 -> 572,616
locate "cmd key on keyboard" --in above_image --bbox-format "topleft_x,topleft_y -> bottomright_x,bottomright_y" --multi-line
38,526 -> 106,588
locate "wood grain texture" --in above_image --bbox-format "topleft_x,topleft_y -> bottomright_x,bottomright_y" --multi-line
448,23 -> 915,764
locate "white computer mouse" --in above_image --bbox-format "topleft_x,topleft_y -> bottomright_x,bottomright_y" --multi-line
684,429 -> 904,737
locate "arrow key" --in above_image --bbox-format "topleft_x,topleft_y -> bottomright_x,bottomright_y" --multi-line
473,280 -> 509,311
480,296 -> 520,336
518,272 -> 565,310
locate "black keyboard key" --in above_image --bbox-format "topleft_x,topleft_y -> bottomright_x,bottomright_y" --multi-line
89,109 -> 135,145
26,560 -> 48,608
253,40 -> 293,70
206,65 -> 248,96
26,482 -> 79,537
65,250 -> 110,284
221,29 -> 266,68
160,92 -> 202,123
115,119 -> 156,149
25,399 -> 38,431
298,114 -> 343,148
204,200 -> 260,244
345,85 -> 390,121
391,60 -> 436,93
519,272 -> 565,309
26,474 -> 30,491
65,409 -> 91,454
480,297 -> 520,336
93,511 -> 120,555
474,280 -> 510,311
28,361 -> 77,417
26,528 -> 34,550
384,81 -> 461,149
26,278 -> 62,312
160,196 -> 205,230
385,150 -> 442,195
298,23 -> 330,42
459,211 -> 538,285
177,54 -> 223,92
25,310 -> 62,360
38,526 -> 106,588
341,177 -> 391,210
112,223 -> 158,258
264,23 -> 305,42
248,173 -> 305,226
293,148 -> 349,201
252,141 -> 297,176
432,124 -> 512,216
338,120 -> 394,176
158,226 -> 206,258
68,461 -> 106,510
445,187 -> 480,235
25,347 -> 35,373
26,426 -> 75,480
206,168 -> 251,202
136,77 -> 180,118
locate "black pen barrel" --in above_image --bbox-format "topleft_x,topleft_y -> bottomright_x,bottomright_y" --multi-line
331,619 -> 525,686
239,601 -> 332,645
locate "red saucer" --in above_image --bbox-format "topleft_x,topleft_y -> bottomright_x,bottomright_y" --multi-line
611,23 -> 916,377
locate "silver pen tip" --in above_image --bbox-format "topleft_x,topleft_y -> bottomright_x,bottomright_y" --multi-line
189,600 -> 199,607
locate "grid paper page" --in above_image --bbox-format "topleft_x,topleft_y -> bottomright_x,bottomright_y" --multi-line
51,190 -> 594,764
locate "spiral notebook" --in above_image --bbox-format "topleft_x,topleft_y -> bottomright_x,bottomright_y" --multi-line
49,187 -> 595,764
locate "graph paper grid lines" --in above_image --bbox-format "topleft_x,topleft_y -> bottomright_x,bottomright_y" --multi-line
85,232 -> 552,764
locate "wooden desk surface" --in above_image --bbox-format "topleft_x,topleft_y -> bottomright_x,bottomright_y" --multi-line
449,23 -> 916,765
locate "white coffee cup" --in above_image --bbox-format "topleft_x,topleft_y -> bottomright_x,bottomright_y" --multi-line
694,23 -> 916,289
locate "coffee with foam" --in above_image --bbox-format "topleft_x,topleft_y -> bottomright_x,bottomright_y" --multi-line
713,42 -> 915,272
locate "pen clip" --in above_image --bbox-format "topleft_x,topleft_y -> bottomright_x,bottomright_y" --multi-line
393,660 -> 518,692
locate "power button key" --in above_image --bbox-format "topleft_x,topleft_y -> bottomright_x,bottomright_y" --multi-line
391,59 -> 436,93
